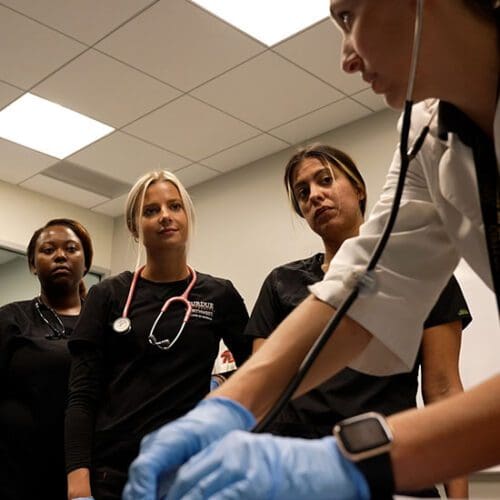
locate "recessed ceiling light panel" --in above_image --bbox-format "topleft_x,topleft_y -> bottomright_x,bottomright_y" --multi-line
0,93 -> 114,159
191,0 -> 329,46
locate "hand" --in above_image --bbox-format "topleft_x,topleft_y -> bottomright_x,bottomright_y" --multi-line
123,397 -> 255,500
67,468 -> 92,500
167,431 -> 370,500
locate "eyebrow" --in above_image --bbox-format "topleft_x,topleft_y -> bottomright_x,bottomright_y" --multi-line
293,166 -> 333,190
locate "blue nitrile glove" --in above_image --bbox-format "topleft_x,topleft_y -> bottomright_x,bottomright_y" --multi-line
122,397 -> 255,500
166,431 -> 370,500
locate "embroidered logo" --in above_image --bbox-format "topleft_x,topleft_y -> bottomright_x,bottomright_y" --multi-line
191,301 -> 214,321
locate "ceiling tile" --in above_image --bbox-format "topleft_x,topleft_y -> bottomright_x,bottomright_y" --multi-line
69,131 -> 190,184
33,49 -> 180,128
92,194 -> 128,217
0,138 -> 57,183
192,51 -> 342,130
270,98 -> 371,145
274,19 -> 367,95
352,89 -> 388,112
175,164 -> 219,188
96,0 -> 264,91
1,0 -> 157,45
124,95 -> 261,161
20,174 -> 109,208
0,81 -> 23,109
201,134 -> 289,173
0,5 -> 85,89
44,160 -> 131,198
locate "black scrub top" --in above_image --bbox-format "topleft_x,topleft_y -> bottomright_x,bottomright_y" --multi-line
245,253 -> 472,438
0,298 -> 78,500
65,270 -> 251,476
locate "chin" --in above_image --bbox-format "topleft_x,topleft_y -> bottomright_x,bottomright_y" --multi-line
383,89 -> 407,110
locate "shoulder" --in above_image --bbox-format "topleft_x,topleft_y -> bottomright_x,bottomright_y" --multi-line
86,271 -> 133,299
0,299 -> 34,317
193,271 -> 244,303
267,254 -> 324,285
195,271 -> 236,292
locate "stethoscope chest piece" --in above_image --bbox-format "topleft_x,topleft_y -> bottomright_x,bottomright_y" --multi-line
113,317 -> 132,334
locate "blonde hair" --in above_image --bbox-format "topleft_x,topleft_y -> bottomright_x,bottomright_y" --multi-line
125,170 -> 196,269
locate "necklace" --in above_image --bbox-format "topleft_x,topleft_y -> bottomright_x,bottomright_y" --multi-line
35,297 -> 67,340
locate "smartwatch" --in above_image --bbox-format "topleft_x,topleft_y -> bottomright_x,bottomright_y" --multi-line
333,412 -> 394,499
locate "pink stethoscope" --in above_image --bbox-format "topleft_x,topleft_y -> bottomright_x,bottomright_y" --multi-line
112,265 -> 197,350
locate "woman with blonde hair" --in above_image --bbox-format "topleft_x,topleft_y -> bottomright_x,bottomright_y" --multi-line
65,171 -> 251,499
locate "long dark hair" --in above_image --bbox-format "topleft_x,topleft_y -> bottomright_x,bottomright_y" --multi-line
27,218 -> 94,298
284,144 -> 367,217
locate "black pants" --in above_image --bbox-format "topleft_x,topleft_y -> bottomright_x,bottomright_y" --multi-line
91,466 -> 128,500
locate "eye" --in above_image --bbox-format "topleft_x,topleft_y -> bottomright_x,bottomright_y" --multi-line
338,11 -> 353,31
169,202 -> 183,212
295,187 -> 309,201
40,246 -> 54,255
319,173 -> 333,186
66,245 -> 79,253
143,206 -> 158,217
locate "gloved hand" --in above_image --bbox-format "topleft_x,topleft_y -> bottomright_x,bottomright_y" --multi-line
166,431 -> 370,500
122,397 -> 255,500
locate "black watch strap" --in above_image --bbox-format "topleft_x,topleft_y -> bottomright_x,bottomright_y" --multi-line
354,452 -> 394,499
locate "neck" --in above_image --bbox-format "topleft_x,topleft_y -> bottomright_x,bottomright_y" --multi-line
142,250 -> 189,282
321,224 -> 361,273
421,3 -> 499,136
40,287 -> 81,315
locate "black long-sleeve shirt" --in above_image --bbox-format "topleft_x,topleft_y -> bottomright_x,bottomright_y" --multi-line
65,271 -> 251,475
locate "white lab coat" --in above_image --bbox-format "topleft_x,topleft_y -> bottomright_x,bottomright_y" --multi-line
310,98 -> 498,376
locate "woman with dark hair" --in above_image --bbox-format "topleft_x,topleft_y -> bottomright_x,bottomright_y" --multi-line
245,144 -> 470,497
0,218 -> 93,500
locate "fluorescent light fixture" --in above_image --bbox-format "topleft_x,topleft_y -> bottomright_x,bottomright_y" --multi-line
0,93 -> 114,159
191,0 -> 329,46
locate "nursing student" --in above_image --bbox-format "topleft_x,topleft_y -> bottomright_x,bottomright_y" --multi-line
0,219 -> 93,500
65,170 -> 252,500
124,1 -> 499,498
245,143 -> 470,498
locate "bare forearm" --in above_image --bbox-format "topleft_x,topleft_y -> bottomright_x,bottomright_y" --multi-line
209,295 -> 371,420
390,374 -> 500,491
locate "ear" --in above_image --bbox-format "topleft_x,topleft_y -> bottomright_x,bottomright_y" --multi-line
356,187 -> 366,201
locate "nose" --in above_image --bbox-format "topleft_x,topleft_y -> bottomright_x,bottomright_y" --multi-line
159,207 -> 172,224
341,41 -> 362,74
309,183 -> 325,203
53,248 -> 67,262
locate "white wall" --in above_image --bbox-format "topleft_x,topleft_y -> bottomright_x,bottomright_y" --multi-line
188,108 -> 399,307
0,180 -> 114,272
110,108 -> 400,304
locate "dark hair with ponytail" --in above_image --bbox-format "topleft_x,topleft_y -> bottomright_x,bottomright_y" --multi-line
284,143 -> 367,217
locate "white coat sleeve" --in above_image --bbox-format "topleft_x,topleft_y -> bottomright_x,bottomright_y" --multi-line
310,118 -> 461,375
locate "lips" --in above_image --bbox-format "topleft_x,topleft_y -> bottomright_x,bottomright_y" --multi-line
314,206 -> 334,221
51,266 -> 71,275
158,227 -> 177,235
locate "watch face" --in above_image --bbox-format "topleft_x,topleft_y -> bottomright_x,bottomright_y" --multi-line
336,413 -> 392,455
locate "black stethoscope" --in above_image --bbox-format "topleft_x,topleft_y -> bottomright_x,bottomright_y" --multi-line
112,265 -> 197,350
35,297 -> 68,340
256,0 -> 433,432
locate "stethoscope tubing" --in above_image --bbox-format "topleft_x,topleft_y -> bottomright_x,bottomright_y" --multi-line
114,265 -> 197,350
